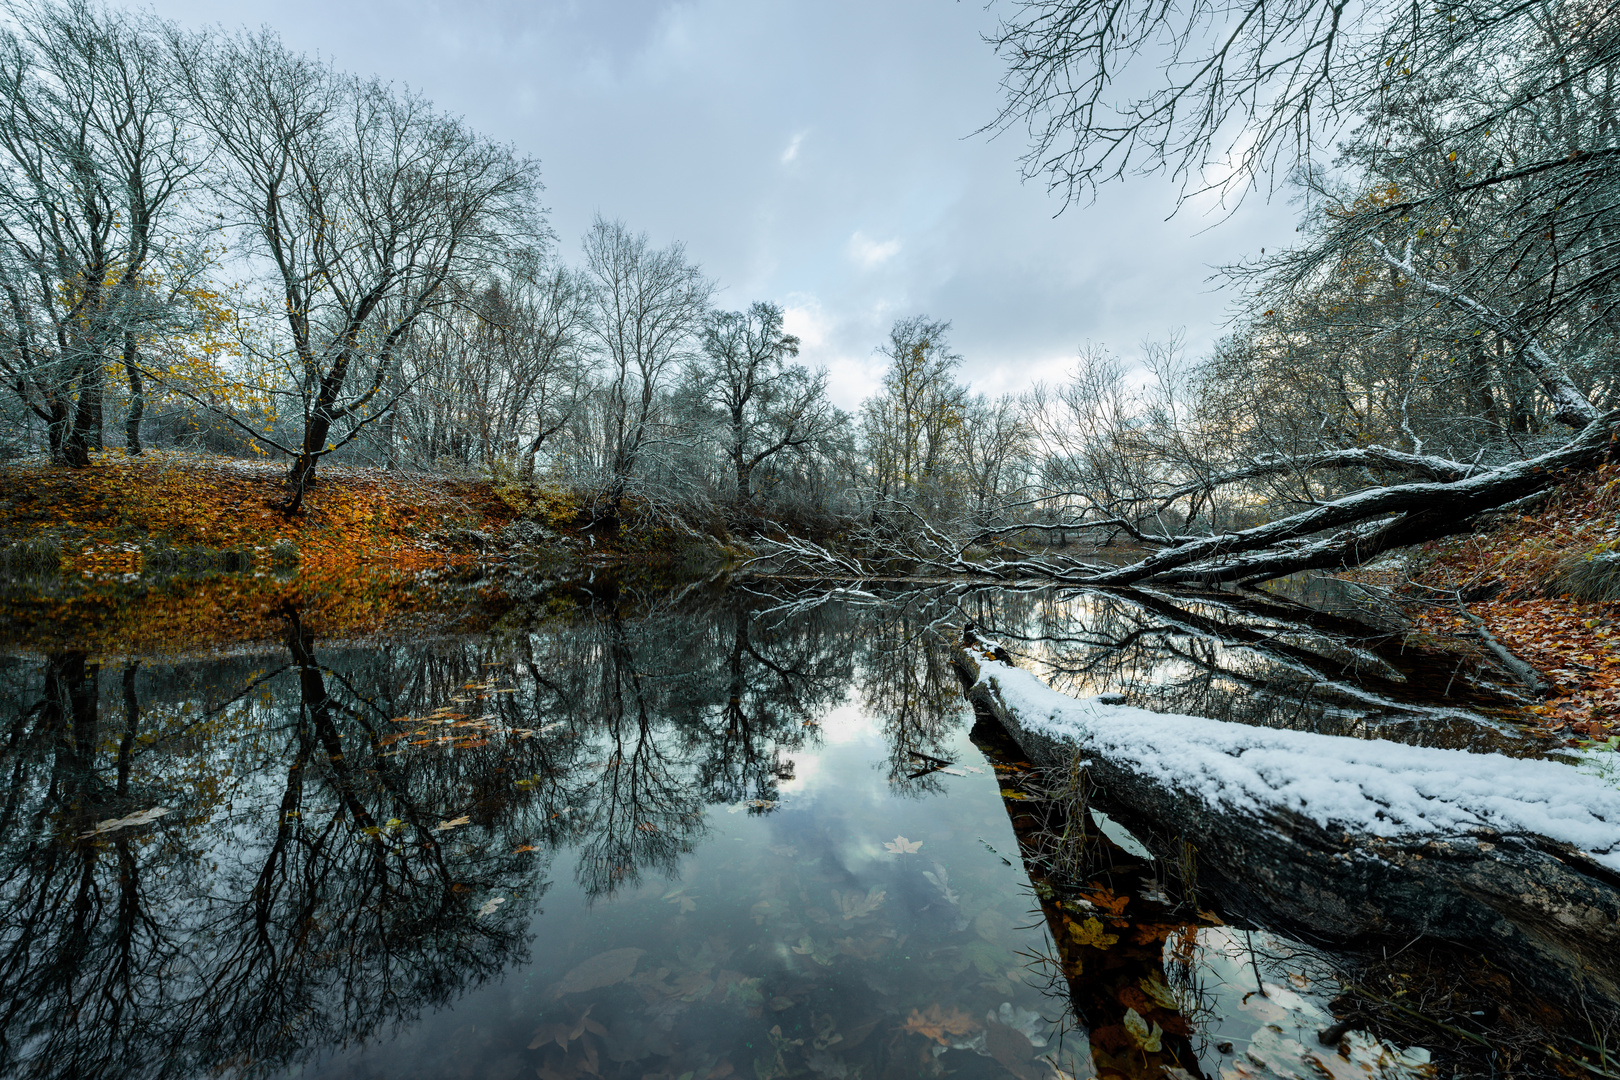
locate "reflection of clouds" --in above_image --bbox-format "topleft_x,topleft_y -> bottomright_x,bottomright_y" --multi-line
815,701 -> 871,746
771,709 -> 879,806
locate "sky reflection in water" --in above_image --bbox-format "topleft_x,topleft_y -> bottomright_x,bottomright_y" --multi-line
0,598 -> 1094,1080
0,588 -> 1488,1080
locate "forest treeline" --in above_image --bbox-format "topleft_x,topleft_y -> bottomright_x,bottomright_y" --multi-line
3,0 -> 1619,581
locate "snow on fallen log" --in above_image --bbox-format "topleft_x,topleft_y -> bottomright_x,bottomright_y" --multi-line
949,636 -> 1620,1014
972,651 -> 1619,871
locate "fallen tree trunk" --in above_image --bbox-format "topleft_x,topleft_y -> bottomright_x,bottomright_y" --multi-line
741,411 -> 1620,588
947,631 -> 1620,1018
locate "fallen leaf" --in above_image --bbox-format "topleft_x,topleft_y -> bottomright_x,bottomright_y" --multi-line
434,815 -> 471,831
478,896 -> 506,917
902,1003 -> 980,1044
1123,1007 -> 1163,1052
1138,972 -> 1181,1010
1068,916 -> 1120,949
984,1020 -> 1040,1079
553,948 -> 644,995
831,887 -> 886,920
884,835 -> 923,854
79,805 -> 173,838
1081,886 -> 1130,916
527,1004 -> 606,1050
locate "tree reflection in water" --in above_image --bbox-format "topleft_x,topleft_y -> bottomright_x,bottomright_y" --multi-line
954,583 -> 1541,754
0,591 -> 877,1079
0,581 -> 1569,1080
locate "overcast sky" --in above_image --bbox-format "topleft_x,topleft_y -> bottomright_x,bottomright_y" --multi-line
125,0 -> 1300,410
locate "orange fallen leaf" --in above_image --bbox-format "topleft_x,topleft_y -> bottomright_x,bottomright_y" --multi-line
902,1003 -> 980,1044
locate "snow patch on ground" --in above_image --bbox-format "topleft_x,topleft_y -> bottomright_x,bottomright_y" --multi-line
977,656 -> 1620,870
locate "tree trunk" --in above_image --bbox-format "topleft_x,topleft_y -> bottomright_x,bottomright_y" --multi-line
380,403 -> 397,471
123,333 -> 143,455
61,371 -> 95,468
950,641 -> 1620,1020
1466,339 -> 1501,440
80,359 -> 103,452
45,398 -> 69,462
285,380 -> 341,512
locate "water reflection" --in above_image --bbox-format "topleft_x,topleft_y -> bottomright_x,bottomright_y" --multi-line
952,583 -> 1542,755
0,591 -> 1091,1079
0,579 -> 1590,1080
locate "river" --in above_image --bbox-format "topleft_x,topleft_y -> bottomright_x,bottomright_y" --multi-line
0,573 -> 1609,1079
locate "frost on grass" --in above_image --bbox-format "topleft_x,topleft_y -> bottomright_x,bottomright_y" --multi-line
975,657 -> 1620,871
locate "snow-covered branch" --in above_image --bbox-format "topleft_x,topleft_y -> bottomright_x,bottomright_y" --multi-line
1371,238 -> 1599,429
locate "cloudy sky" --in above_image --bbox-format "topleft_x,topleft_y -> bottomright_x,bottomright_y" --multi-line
127,0 -> 1300,410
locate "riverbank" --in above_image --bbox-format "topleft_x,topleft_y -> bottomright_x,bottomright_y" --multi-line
1381,460 -> 1620,747
0,451 -> 732,579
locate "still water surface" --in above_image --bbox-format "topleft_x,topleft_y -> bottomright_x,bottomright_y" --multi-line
0,583 -> 1568,1079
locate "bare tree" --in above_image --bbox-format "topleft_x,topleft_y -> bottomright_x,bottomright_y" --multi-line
0,0 -> 198,464
177,28 -> 542,507
385,260 -> 589,475
960,392 -> 1033,517
691,300 -> 835,507
860,316 -> 969,506
983,0 -> 1620,209
579,215 -> 713,520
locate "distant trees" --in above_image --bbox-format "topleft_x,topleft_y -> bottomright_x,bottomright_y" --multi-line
691,301 -> 835,506
852,316 -> 1038,526
861,316 -> 968,505
579,216 -> 713,518
386,262 -> 589,475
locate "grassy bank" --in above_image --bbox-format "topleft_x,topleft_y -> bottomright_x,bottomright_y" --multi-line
0,451 -> 729,579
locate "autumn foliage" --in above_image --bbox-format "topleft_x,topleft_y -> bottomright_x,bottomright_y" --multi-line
0,450 -> 520,570
1404,461 -> 1620,744
0,451 -> 539,655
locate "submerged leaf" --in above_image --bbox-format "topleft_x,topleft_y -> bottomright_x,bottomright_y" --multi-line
984,1019 -> 1040,1079
79,805 -> 173,838
831,887 -> 886,920
553,948 -> 644,995
1138,972 -> 1181,1010
1123,1007 -> 1163,1052
884,835 -> 923,854
902,1003 -> 980,1044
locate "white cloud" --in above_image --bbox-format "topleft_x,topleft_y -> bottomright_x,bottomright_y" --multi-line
846,230 -> 901,269
782,299 -> 830,351
780,130 -> 807,164
782,295 -> 885,410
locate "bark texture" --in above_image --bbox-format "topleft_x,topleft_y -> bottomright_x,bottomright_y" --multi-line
948,638 -> 1620,1018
